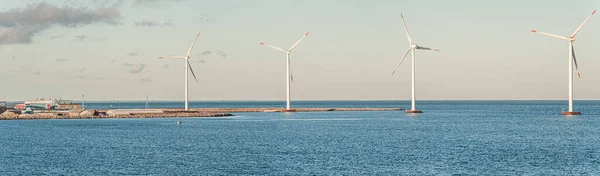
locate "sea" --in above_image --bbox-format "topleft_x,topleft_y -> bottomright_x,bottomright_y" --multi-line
1,100 -> 599,175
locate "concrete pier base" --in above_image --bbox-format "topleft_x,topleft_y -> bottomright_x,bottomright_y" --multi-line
406,110 -> 423,114
562,111 -> 581,115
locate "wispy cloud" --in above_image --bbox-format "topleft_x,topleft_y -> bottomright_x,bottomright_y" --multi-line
216,51 -> 227,58
56,58 -> 69,62
131,0 -> 187,7
74,35 -> 89,41
197,14 -> 216,23
124,63 -> 145,74
140,78 -> 152,83
0,2 -> 122,45
190,60 -> 205,64
126,52 -> 145,57
133,19 -> 173,27
97,37 -> 107,42
199,50 -> 227,58
74,68 -> 87,73
76,75 -> 106,80
49,34 -> 64,39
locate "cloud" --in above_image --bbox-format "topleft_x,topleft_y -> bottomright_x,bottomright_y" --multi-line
76,75 -> 106,80
200,50 -> 227,58
56,58 -> 68,62
133,19 -> 173,27
74,68 -> 87,73
216,51 -> 227,58
197,14 -> 215,23
140,78 -> 151,83
97,37 -> 107,42
124,63 -> 145,74
0,2 -> 122,45
126,52 -> 145,57
74,35 -> 88,41
130,65 -> 145,73
131,0 -> 187,6
191,60 -> 205,64
49,34 -> 64,39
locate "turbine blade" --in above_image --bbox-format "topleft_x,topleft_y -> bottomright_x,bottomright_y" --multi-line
416,45 -> 440,51
531,30 -> 569,40
260,42 -> 287,53
187,60 -> 199,83
186,33 -> 201,57
400,13 -> 413,45
288,32 -> 309,51
572,45 -> 580,78
392,47 -> 412,75
570,10 -> 596,38
159,56 -> 185,59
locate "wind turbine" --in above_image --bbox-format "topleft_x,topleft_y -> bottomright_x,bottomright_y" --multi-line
260,32 -> 309,111
159,33 -> 201,111
391,13 -> 440,113
531,10 -> 596,115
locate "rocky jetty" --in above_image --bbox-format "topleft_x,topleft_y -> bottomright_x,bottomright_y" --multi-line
0,107 -> 401,120
0,109 -> 232,120
191,107 -> 403,113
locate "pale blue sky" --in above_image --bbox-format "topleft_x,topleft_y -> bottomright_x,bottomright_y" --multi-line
0,0 -> 598,101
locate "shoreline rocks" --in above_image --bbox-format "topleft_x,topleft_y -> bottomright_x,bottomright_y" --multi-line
0,107 -> 402,120
0,110 -> 232,120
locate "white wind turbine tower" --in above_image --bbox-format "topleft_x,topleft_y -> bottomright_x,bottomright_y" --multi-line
159,33 -> 201,111
531,10 -> 596,115
260,32 -> 309,111
391,13 -> 440,113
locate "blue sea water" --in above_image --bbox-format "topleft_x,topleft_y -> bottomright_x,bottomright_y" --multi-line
1,100 -> 600,175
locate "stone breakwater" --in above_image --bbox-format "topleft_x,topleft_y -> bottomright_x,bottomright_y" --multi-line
0,110 -> 232,120
0,108 -> 402,120
190,108 -> 404,113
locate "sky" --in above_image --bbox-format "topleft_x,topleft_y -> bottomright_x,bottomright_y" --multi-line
0,0 -> 599,101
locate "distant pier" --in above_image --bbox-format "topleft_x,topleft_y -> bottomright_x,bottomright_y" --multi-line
189,107 -> 404,113
0,108 -> 403,120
